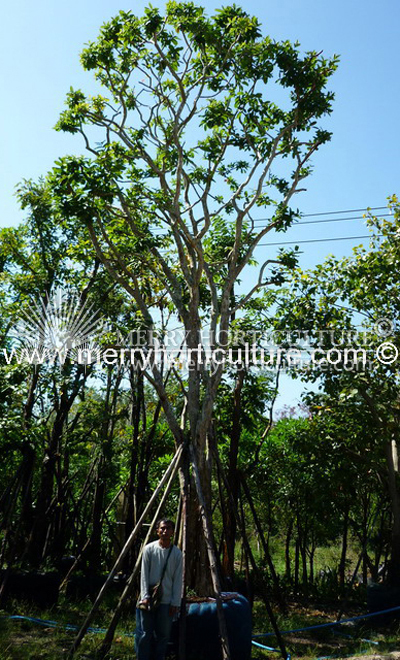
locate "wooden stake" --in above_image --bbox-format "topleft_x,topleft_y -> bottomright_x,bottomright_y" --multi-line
213,448 -> 289,660
68,443 -> 183,657
189,444 -> 231,660
178,456 -> 189,660
96,445 -> 183,658
239,472 -> 286,611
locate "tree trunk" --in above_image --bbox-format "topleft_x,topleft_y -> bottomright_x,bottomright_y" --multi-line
294,537 -> 300,590
338,505 -> 349,591
85,463 -> 105,571
372,508 -> 388,581
185,473 -> 213,595
240,473 -> 284,607
308,540 -> 316,586
27,411 -> 65,566
222,369 -> 244,578
20,369 -> 41,542
385,438 -> 400,586
27,366 -> 87,566
285,519 -> 293,582
123,367 -> 144,569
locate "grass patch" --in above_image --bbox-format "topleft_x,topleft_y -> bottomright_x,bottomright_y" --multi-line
0,596 -> 135,660
252,600 -> 400,659
0,619 -> 134,659
2,595 -> 400,659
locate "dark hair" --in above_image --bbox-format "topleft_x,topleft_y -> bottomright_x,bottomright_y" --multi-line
156,518 -> 175,531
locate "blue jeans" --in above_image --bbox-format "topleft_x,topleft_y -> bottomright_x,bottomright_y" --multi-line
135,604 -> 173,660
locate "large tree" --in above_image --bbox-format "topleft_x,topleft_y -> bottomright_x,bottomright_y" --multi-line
47,1 -> 338,593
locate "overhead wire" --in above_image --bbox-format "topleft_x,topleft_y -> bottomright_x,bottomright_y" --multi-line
151,204 -> 393,248
300,205 -> 387,217
251,213 -> 391,226
252,205 -> 391,246
256,234 -> 383,248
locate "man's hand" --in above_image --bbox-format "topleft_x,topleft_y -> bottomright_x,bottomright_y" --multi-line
138,598 -> 151,610
169,605 -> 179,617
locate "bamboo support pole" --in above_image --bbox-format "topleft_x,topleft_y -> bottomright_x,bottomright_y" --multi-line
0,464 -> 26,570
178,458 -> 189,660
215,454 -> 234,577
96,447 -> 183,659
336,506 -> 379,621
239,472 -> 286,611
213,447 -> 289,660
60,480 -> 129,591
0,463 -> 35,593
189,444 -> 231,660
68,443 -> 183,657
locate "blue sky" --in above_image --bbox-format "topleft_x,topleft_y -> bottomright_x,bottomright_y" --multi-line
1,0 -> 399,410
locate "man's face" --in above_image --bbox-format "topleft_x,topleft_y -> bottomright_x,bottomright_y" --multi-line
157,522 -> 174,542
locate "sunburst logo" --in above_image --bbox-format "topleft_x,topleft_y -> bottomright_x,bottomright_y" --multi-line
14,290 -> 103,364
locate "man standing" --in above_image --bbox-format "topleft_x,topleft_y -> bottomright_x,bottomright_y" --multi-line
136,519 -> 183,660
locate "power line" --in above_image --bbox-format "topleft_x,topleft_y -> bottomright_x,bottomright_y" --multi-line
151,205 -> 390,233
299,213 -> 390,226
157,232 -> 384,252
301,206 -> 387,218
257,234 -> 383,248
151,206 -> 392,244
252,213 -> 391,226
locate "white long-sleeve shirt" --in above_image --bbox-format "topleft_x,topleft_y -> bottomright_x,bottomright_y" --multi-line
140,541 -> 183,607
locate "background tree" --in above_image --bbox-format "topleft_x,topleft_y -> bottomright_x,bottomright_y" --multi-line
0,184 -> 179,577
274,198 -> 400,585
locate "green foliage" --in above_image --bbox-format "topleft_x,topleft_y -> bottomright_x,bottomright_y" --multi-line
50,2 -> 338,324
